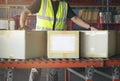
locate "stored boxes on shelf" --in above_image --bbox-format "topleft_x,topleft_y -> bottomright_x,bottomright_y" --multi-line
80,30 -> 116,58
0,30 -> 47,59
47,31 -> 80,58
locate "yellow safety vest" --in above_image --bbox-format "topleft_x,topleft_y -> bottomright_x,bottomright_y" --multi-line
36,0 -> 68,30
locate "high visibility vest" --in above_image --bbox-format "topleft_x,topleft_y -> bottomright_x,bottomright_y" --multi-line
36,0 -> 68,30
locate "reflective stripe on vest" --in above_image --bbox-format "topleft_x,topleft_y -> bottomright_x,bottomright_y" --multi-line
36,0 -> 68,30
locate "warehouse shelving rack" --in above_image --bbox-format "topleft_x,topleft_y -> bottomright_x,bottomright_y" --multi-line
0,0 -> 120,81
0,55 -> 120,81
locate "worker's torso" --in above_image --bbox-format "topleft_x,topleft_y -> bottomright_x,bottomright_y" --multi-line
36,0 -> 68,30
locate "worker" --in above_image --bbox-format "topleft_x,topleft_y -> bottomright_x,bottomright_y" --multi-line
20,0 -> 97,30
19,0 -> 98,81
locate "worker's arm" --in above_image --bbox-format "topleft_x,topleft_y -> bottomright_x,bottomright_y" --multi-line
20,8 -> 31,29
71,16 -> 98,30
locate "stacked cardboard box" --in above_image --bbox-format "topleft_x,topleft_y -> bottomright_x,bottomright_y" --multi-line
78,9 -> 99,23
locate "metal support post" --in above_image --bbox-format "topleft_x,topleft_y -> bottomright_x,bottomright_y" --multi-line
67,68 -> 72,81
0,69 -> 6,81
112,66 -> 120,81
7,69 -> 13,81
85,67 -> 94,81
64,68 -> 68,81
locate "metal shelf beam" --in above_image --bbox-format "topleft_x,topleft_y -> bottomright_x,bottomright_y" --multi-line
104,60 -> 120,67
0,59 -> 120,68
113,80 -> 120,81
0,59 -> 103,68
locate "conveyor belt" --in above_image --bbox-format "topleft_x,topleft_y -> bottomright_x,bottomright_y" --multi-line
0,54 -> 120,68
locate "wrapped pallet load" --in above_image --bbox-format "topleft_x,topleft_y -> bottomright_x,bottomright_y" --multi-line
47,31 -> 80,58
80,30 -> 116,58
0,30 -> 47,59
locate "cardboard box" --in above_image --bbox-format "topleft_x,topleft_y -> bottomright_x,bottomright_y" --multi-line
47,31 -> 80,58
116,31 -> 120,54
91,9 -> 99,22
0,30 -> 47,59
80,30 -> 116,58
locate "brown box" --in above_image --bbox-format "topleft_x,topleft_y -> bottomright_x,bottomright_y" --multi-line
91,9 -> 99,22
116,31 -> 120,54
0,30 -> 47,59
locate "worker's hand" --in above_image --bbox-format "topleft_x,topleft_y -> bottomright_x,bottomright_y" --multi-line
18,26 -> 28,30
90,26 -> 98,31
18,27 -> 25,30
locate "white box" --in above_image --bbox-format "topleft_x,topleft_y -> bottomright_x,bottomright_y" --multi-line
0,30 -> 47,59
80,30 -> 116,58
0,20 -> 8,29
47,31 -> 80,58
